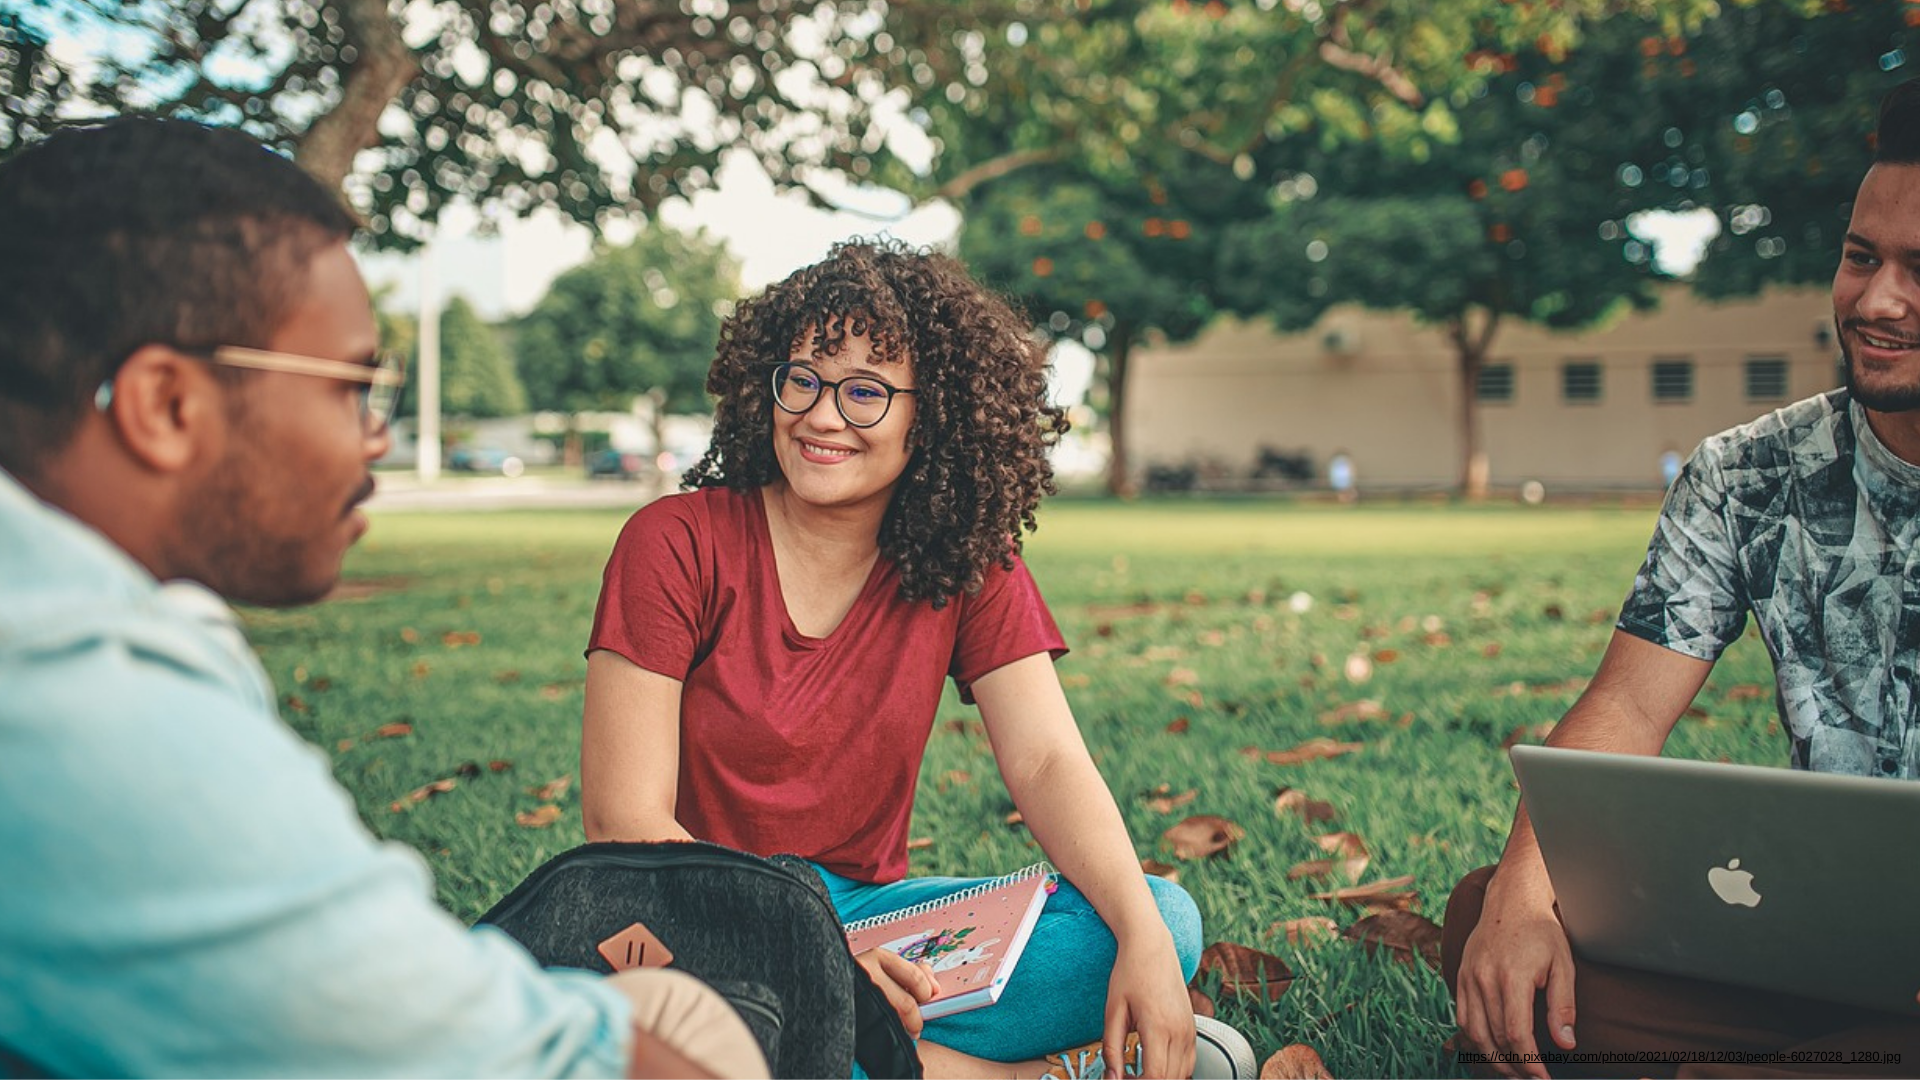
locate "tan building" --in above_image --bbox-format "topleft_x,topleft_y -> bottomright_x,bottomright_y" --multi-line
1126,285 -> 1840,492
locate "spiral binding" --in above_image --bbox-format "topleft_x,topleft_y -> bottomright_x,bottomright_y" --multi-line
841,862 -> 1055,933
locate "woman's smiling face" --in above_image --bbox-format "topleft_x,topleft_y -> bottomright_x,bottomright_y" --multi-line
770,323 -> 917,514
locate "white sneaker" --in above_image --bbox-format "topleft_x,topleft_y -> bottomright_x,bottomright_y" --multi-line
1040,1017 -> 1257,1079
1193,1015 -> 1257,1079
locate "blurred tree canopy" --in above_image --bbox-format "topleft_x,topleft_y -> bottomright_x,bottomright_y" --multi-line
515,225 -> 737,415
938,0 -> 1790,494
958,161 -> 1260,495
0,0 -> 983,245
1215,0 -> 1899,496
437,295 -> 527,418
950,0 -> 1878,496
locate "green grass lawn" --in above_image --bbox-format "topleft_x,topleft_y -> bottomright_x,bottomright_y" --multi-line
244,497 -> 1783,1078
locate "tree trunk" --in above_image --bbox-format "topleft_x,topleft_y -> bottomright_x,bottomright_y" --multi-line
295,0 -> 417,193
1447,308 -> 1502,500
1104,325 -> 1137,498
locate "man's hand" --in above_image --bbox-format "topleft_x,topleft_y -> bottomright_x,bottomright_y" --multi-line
854,948 -> 940,1038
1454,878 -> 1577,1080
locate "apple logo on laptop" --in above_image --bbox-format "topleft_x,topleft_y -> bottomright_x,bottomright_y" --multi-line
1707,858 -> 1762,908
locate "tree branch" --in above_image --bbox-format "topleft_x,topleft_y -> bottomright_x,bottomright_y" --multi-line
934,146 -> 1068,201
295,0 -> 417,191
1316,38 -> 1423,108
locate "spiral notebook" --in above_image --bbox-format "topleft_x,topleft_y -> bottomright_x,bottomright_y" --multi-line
842,863 -> 1055,1019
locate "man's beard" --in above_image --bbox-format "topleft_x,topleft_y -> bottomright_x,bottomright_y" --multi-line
1841,329 -> 1920,412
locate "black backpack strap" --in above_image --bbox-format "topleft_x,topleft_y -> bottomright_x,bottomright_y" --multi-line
849,957 -> 925,1080
769,855 -> 921,1079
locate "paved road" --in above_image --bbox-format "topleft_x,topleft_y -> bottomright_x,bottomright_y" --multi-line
365,473 -> 668,512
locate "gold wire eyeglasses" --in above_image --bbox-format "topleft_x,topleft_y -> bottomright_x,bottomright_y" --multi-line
95,346 -> 408,432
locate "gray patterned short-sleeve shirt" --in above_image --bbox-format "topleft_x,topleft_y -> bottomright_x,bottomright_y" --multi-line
1618,390 -> 1920,778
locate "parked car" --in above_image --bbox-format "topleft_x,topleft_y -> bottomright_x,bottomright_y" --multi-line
585,448 -> 651,481
447,447 -> 525,477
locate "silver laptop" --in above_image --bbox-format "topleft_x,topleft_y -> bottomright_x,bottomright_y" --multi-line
1511,744 -> 1920,1015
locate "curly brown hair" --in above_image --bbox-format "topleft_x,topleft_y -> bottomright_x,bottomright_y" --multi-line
685,239 -> 1070,608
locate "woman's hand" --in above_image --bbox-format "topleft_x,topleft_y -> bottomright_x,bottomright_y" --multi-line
853,949 -> 940,1038
1103,935 -> 1194,1079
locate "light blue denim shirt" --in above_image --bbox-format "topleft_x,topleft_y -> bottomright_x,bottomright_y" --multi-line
0,469 -> 631,1077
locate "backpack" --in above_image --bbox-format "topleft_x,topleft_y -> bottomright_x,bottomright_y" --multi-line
477,840 -> 922,1079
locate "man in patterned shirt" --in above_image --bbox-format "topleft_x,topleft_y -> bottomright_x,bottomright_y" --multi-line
1441,79 -> 1920,1079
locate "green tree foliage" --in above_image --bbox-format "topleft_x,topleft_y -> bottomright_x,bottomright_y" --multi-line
437,295 -> 527,418
938,0 -> 1758,495
1647,0 -> 1908,297
1213,0 -> 1891,496
0,0 -> 959,245
958,163 -> 1258,495
516,225 -> 737,415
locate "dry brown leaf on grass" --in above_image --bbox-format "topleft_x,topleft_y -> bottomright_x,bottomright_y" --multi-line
1003,810 -> 1025,828
1314,832 -> 1371,859
1317,699 -> 1387,726
1343,910 -> 1444,972
1265,738 -> 1365,766
1267,917 -> 1339,946
528,774 -> 572,801
1726,683 -> 1770,701
1311,875 -> 1419,910
389,777 -> 458,812
516,804 -> 562,828
1501,720 -> 1557,748
1195,942 -> 1294,1001
1166,717 -> 1191,734
1260,1044 -> 1333,1080
1372,648 -> 1401,664
442,630 -> 482,647
488,759 -> 512,772
374,722 -> 412,739
1163,815 -> 1245,859
1140,859 -> 1181,883
1287,853 -> 1370,885
1144,787 -> 1199,814
906,836 -> 935,851
1164,667 -> 1201,688
939,769 -> 973,790
1273,788 -> 1338,824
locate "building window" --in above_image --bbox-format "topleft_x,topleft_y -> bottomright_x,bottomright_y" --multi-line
1651,358 -> 1694,403
1477,363 -> 1515,403
1562,360 -> 1603,404
1746,356 -> 1790,402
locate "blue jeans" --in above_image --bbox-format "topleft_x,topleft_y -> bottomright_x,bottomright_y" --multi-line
816,865 -> 1203,1065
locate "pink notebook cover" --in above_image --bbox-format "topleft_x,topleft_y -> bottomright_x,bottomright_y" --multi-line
842,863 -> 1055,1019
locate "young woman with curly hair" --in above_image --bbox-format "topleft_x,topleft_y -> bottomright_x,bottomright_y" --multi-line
579,240 -> 1212,1079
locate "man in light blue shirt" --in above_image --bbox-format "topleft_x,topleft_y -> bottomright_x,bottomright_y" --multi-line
0,118 -> 765,1078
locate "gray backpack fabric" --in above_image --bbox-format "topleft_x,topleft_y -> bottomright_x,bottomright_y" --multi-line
477,840 -> 922,1079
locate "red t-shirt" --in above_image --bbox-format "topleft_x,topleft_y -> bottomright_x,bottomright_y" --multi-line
587,486 -> 1067,883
